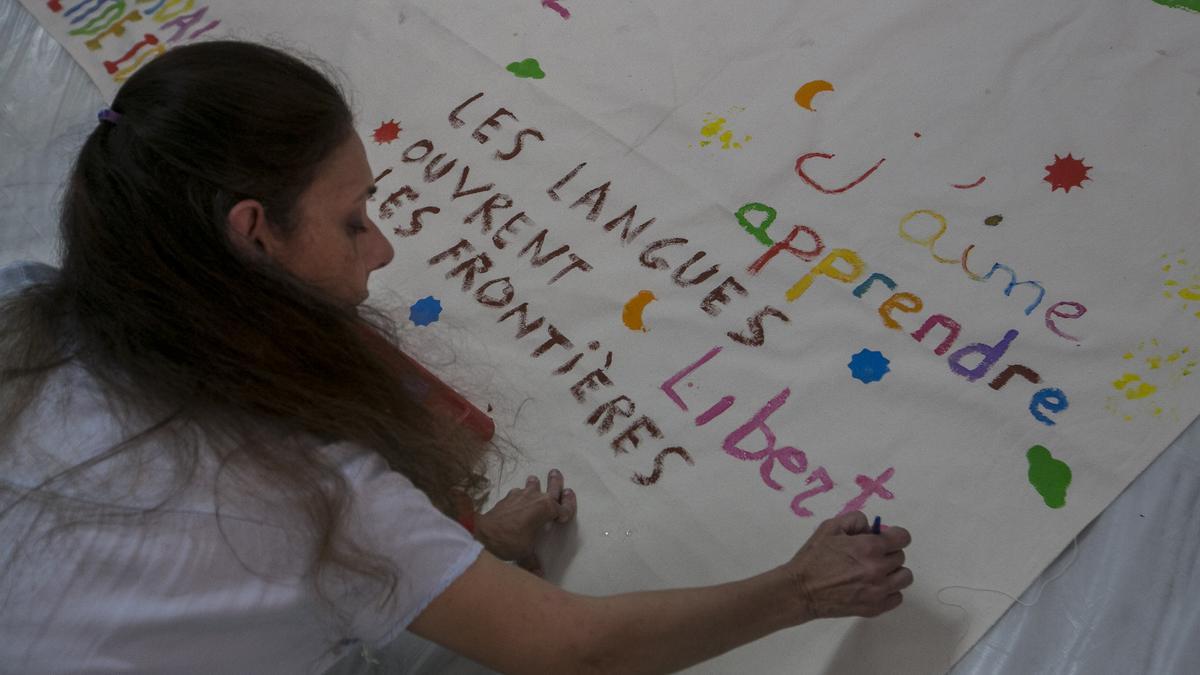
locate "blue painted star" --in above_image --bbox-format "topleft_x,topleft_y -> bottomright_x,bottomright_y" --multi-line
408,296 -> 443,327
848,348 -> 890,384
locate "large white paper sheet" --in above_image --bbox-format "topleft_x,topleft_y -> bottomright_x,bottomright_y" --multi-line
16,0 -> 1200,671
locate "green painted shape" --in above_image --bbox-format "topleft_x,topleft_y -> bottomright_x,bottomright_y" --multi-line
1026,445 -> 1072,509
506,58 -> 546,79
1152,0 -> 1200,13
735,202 -> 777,246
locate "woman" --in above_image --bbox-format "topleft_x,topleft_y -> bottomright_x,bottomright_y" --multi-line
0,42 -> 912,674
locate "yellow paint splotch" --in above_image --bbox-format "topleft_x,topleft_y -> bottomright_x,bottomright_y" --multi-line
1112,373 -> 1156,400
1107,338 -> 1196,422
693,107 -> 752,150
1160,249 -> 1200,319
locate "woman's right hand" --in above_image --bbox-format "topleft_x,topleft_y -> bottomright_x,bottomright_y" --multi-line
783,511 -> 913,621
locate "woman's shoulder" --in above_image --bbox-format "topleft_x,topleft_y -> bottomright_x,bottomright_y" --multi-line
4,354 -> 134,488
0,260 -> 58,296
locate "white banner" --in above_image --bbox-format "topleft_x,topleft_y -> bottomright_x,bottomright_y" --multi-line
19,0 -> 1200,671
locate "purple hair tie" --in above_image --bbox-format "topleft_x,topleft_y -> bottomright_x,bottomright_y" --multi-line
97,108 -> 122,124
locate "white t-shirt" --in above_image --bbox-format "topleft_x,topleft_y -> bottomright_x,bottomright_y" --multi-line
0,263 -> 486,674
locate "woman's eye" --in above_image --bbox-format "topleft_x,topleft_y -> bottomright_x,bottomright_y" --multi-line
348,221 -> 368,234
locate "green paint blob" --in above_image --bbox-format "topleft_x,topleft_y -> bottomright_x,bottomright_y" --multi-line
1026,445 -> 1072,509
1152,0 -> 1200,13
506,58 -> 546,79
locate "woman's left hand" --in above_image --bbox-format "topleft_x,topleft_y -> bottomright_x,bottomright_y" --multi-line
474,469 -> 577,576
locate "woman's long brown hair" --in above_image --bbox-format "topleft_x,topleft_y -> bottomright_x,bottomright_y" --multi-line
0,41 -> 496,604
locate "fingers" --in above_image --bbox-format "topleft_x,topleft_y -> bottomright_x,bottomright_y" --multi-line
507,470 -> 578,525
548,469 -> 577,523
881,592 -> 904,613
887,567 -> 914,593
787,514 -> 912,621
558,488 -> 577,523
880,525 -> 912,552
883,549 -> 905,571
535,469 -> 576,524
831,510 -> 870,535
546,469 -> 564,502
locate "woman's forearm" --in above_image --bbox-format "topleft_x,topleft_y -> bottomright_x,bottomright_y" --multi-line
572,566 -> 809,674
412,515 -> 911,675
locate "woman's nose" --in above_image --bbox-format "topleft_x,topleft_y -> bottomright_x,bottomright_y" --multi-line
369,218 -> 395,270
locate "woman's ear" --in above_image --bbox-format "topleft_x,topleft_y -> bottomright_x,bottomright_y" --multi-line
226,198 -> 271,259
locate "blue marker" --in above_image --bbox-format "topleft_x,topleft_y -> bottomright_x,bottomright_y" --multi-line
871,516 -> 881,535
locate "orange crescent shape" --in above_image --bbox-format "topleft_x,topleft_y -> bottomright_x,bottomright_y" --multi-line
622,290 -> 657,332
795,80 -> 835,111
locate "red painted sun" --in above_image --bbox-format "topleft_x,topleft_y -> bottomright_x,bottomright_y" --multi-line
372,119 -> 402,145
1043,153 -> 1092,193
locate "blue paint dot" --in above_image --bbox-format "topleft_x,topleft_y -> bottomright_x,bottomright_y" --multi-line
409,296 -> 443,326
848,348 -> 890,384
